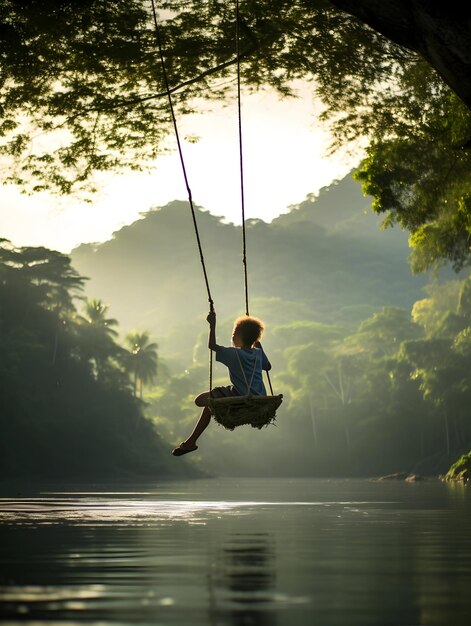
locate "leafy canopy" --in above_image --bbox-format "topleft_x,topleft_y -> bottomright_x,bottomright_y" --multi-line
0,0 -> 417,194
1,1 -> 471,269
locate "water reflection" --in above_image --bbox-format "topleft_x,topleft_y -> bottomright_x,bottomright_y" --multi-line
212,533 -> 277,626
0,479 -> 470,626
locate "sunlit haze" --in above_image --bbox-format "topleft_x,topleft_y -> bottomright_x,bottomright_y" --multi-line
0,86 -> 361,253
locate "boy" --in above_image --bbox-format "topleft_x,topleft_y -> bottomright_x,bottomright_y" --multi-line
172,309 -> 271,456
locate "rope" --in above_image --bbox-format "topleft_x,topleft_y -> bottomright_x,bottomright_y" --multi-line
235,349 -> 259,395
236,1 -> 274,398
150,0 -> 214,313
236,0 -> 249,317
152,1 -> 274,400
209,349 -> 213,395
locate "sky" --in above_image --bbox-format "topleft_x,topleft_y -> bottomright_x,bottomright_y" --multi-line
0,85 -> 361,253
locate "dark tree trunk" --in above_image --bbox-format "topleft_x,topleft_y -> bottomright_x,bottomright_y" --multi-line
328,1 -> 471,110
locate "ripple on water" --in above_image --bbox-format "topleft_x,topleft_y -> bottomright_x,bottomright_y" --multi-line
0,480 -> 470,626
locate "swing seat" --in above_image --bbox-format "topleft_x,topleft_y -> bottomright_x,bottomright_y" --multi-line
208,394 -> 283,430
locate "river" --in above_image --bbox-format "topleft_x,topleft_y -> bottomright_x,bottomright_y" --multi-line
0,477 -> 470,625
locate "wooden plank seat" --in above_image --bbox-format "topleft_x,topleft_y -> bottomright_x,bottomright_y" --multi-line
208,394 -> 283,430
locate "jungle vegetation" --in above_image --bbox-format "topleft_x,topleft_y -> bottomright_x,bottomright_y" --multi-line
2,174 -> 471,478
0,239 -> 193,479
70,177 -> 471,478
1,2 -> 471,477
0,1 -> 470,270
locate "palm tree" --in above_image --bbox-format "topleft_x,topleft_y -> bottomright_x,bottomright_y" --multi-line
81,299 -> 119,335
125,331 -> 158,399
78,298 -> 119,378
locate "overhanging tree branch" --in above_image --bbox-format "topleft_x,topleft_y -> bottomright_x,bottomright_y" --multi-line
328,0 -> 471,110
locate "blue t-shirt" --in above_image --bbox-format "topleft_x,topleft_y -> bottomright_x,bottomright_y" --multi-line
215,346 -> 270,396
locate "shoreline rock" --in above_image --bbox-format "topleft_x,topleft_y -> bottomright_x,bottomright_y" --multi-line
375,472 -> 426,482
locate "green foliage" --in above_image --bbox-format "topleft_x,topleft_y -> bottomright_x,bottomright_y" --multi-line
0,1 -> 437,195
411,281 -> 462,336
272,321 -> 345,350
0,1 -> 470,270
125,330 -> 158,398
70,176 -> 471,477
0,240 -> 186,478
0,0 -> 168,195
445,451 -> 471,483
146,265 -> 471,477
5,174 -> 471,479
72,175 -> 428,346
347,307 -> 422,357
355,85 -> 471,271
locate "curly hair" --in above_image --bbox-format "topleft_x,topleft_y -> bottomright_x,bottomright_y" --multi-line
233,316 -> 265,346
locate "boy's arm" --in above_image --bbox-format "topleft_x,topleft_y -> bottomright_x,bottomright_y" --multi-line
207,310 -> 221,352
254,341 -> 272,371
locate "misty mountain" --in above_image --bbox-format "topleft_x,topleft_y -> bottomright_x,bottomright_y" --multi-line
71,173 -> 430,360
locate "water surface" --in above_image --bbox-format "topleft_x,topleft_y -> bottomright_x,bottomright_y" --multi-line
0,478 -> 470,625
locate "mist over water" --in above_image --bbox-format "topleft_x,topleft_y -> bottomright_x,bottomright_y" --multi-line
1,478 -> 470,626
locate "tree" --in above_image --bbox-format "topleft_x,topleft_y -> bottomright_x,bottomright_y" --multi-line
346,307 -> 422,357
457,275 -> 471,319
329,2 -> 471,110
412,280 -> 462,335
0,243 -> 182,479
0,1 -> 470,268
77,298 -> 120,378
125,330 -> 158,398
0,240 -> 85,310
0,1 -> 464,188
0,239 -> 86,363
354,84 -> 471,272
399,337 -> 469,456
284,338 -> 364,457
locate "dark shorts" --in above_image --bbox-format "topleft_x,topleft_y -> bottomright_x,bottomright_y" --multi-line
211,385 -> 241,398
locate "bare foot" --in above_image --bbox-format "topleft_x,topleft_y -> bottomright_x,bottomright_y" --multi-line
172,442 -> 198,457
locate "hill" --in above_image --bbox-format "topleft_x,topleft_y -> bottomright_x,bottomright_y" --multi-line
71,173 -> 429,362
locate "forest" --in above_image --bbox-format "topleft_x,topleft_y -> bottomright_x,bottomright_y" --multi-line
2,6 -> 471,626
2,174 -> 470,478
69,174 -> 471,478
1,1 -> 471,480
0,239 -> 194,479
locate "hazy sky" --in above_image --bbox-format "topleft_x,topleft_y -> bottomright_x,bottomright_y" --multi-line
1,85 -> 361,253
